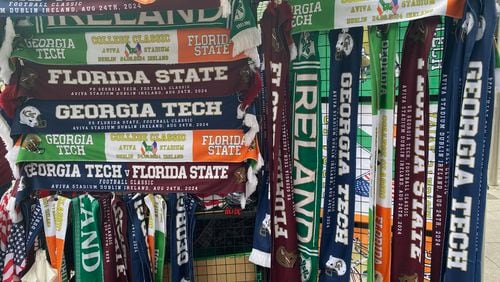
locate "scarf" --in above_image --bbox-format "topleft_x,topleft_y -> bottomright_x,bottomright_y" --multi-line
390,17 -> 438,282
290,31 -> 322,282
125,194 -> 152,282
22,162 -> 250,195
443,0 -> 496,280
2,207 -> 26,281
111,194 -> 130,281
11,94 -> 246,136
168,193 -> 196,282
367,23 -> 398,282
20,249 -> 57,282
249,169 -> 271,268
15,59 -> 252,101
40,195 -> 71,282
153,195 -> 167,282
15,130 -> 261,163
0,1 -> 225,16
288,0 -> 334,34
261,2 -> 301,281
24,200 -> 43,253
72,194 -> 103,282
319,27 -> 362,282
333,0 -> 465,28
0,189 -> 13,278
431,11 -> 477,281
11,27 -> 248,66
98,194 -> 119,282
143,194 -> 156,272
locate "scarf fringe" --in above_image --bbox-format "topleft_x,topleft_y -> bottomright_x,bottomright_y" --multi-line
221,0 -> 231,18
5,142 -> 19,179
249,248 -> 271,268
0,18 -> 14,84
241,153 -> 264,209
232,27 -> 262,58
245,47 -> 261,69
289,42 -> 297,62
0,114 -> 12,150
243,113 -> 259,146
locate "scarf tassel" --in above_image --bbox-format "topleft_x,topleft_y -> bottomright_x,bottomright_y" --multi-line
0,18 -> 14,84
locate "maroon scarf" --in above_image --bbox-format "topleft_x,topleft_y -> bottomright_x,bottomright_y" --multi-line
261,2 -> 300,281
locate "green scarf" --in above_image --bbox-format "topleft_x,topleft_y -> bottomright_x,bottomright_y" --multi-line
153,195 -> 167,282
72,194 -> 104,282
10,0 -> 259,65
289,0 -> 334,34
367,24 -> 398,282
290,31 -> 322,282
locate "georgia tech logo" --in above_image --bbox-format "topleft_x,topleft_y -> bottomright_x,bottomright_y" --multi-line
299,32 -> 315,59
325,256 -> 347,276
20,106 -> 47,128
377,0 -> 399,15
335,29 -> 353,61
461,12 -> 474,41
22,134 -> 45,154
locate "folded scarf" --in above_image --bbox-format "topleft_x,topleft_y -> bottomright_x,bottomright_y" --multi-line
0,0 -> 225,16
21,162 -> 250,195
15,59 -> 252,100
11,94 -> 246,136
332,0 -> 465,28
111,194 -> 130,281
153,195 -> 166,282
15,130 -> 261,164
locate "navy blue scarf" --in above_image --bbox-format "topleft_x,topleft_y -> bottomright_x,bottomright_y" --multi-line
319,27 -> 362,282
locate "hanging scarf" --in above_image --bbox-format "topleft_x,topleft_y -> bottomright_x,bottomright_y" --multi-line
11,94 -> 246,136
2,207 -> 27,281
111,194 -> 130,281
72,194 -> 104,282
0,0 -> 225,16
0,189 -> 13,278
15,59 -> 252,101
24,200 -> 43,253
332,0 -> 465,28
431,11 -> 478,281
40,195 -> 71,282
290,31 -> 322,282
143,194 -> 156,271
22,162 -> 249,195
390,17 -> 439,282
125,194 -> 152,282
98,194 -> 119,282
168,193 -> 196,282
261,2 -> 301,281
11,27 -> 247,66
249,169 -> 271,268
15,130 -> 261,163
249,66 -> 271,268
367,23 -> 398,282
443,0 -> 496,280
288,0 -> 334,34
318,27 -> 362,282
153,195 -> 167,282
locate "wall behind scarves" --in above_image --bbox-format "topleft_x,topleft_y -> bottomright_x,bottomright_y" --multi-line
0,0 -> 496,282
